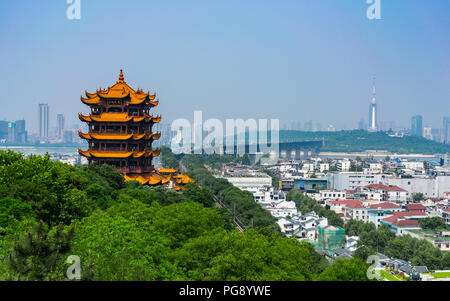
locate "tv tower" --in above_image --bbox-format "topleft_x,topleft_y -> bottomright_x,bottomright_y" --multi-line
368,76 -> 377,132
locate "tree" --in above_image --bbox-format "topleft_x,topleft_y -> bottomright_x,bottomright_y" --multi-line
316,258 -> 371,281
412,193 -> 425,203
174,230 -> 323,281
160,146 -> 180,170
8,221 -> 74,280
70,200 -> 224,280
182,183 -> 215,208
0,197 -> 32,228
384,234 -> 449,270
240,153 -> 251,166
419,217 -> 448,231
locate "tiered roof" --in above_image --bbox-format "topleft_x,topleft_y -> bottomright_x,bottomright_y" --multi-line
123,169 -> 195,187
78,113 -> 161,123
78,70 -> 195,190
78,131 -> 161,141
78,149 -> 161,158
81,70 -> 159,106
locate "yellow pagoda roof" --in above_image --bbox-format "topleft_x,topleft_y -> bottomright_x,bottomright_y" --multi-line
81,70 -> 158,106
157,168 -> 178,173
173,173 -> 195,184
122,171 -> 194,187
78,149 -> 160,158
78,112 -> 161,123
123,172 -> 171,185
78,131 -> 160,141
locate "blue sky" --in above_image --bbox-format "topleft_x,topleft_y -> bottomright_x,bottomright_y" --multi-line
0,0 -> 448,133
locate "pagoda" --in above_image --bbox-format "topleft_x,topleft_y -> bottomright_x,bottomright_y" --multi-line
78,70 -> 194,189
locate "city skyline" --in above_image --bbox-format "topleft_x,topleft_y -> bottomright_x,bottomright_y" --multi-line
0,0 -> 449,132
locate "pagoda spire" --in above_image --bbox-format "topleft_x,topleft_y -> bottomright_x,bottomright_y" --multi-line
118,69 -> 125,83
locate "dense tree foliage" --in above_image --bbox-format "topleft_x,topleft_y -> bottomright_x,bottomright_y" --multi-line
0,150 -> 374,281
182,154 -> 280,234
201,153 -> 252,170
160,146 -> 180,170
346,219 -> 450,270
384,235 -> 450,270
8,221 -> 74,280
419,217 -> 448,231
316,258 -> 371,281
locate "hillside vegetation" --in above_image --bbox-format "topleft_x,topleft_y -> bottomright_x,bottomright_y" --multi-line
0,150 -> 370,281
280,130 -> 450,154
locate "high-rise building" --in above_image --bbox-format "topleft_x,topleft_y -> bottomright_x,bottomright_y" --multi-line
7,122 -> 15,143
304,120 -> 313,132
15,119 -> 27,143
431,128 -> 442,143
368,78 -> 377,132
423,127 -> 432,140
315,122 -> 322,132
57,114 -> 65,139
411,115 -> 423,137
443,117 -> 450,144
358,119 -> 366,130
0,121 -> 8,141
39,103 -> 49,138
63,129 -> 73,143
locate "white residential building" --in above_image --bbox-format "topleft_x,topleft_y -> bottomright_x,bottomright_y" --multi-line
383,175 -> 450,199
319,163 -> 330,172
343,203 -> 369,222
385,186 -> 409,203
320,190 -> 347,201
337,160 -> 351,171
327,172 -> 384,190
221,174 -> 272,190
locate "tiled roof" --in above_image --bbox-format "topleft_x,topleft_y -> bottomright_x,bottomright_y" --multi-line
331,200 -> 362,206
393,219 -> 420,227
346,203 -> 366,209
406,203 -> 426,211
401,210 -> 427,216
366,184 -> 389,190
382,210 -> 426,224
368,202 -> 400,209
386,186 -> 407,192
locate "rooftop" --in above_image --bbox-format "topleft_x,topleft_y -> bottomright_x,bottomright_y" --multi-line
368,202 -> 401,209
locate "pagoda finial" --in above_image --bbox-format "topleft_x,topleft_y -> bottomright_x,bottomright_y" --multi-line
118,69 -> 125,83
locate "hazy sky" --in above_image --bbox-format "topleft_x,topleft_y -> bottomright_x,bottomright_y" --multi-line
0,0 -> 449,133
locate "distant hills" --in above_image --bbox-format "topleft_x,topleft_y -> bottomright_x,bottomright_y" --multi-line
279,130 -> 450,154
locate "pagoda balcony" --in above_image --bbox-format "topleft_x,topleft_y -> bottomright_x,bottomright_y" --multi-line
89,129 -> 149,135
117,166 -> 154,174
90,147 -> 148,152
